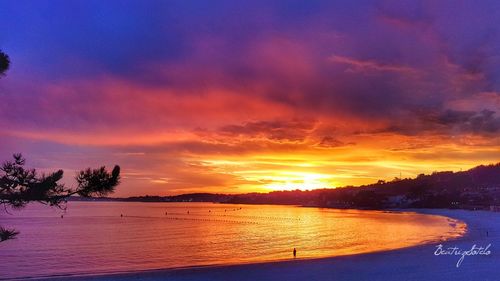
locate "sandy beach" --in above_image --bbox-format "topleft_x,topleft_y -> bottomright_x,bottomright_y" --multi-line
35,209 -> 499,281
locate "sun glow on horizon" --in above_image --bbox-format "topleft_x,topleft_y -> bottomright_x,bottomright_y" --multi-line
188,152 -> 494,195
261,171 -> 336,191
200,159 -> 338,192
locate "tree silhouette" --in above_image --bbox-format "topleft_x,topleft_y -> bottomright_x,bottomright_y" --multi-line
0,50 -> 121,241
0,50 -> 9,76
0,154 -> 120,242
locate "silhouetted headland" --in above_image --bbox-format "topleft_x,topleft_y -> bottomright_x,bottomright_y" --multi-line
70,163 -> 500,210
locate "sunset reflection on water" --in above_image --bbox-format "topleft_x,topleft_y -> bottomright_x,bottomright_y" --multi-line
0,202 -> 466,279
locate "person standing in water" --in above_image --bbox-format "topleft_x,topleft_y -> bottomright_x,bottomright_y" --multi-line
293,248 -> 297,258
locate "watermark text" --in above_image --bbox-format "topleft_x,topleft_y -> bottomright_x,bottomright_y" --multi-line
434,244 -> 491,267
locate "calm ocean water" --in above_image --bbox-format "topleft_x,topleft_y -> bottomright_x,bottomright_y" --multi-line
0,202 -> 465,279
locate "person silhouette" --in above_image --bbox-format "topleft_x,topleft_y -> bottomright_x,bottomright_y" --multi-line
293,248 -> 297,258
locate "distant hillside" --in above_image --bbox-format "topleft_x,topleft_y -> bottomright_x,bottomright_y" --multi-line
235,163 -> 500,209
106,163 -> 500,210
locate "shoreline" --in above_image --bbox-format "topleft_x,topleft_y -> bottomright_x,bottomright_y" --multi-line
33,208 -> 499,281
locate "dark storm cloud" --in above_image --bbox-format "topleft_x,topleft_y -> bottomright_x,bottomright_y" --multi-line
432,109 -> 500,134
219,119 -> 316,142
382,108 -> 500,136
2,0 -> 500,129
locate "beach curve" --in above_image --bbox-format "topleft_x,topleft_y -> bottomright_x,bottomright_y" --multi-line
32,209 -> 499,281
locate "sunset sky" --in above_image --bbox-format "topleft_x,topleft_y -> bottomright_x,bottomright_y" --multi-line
0,0 -> 499,196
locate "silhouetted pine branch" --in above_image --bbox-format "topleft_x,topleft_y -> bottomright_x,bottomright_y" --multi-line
0,154 -> 121,242
0,50 -> 9,76
0,227 -> 19,242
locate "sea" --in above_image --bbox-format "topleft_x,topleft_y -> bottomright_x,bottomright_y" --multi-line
0,201 -> 466,279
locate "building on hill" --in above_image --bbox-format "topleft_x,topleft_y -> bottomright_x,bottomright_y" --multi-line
490,205 -> 500,212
